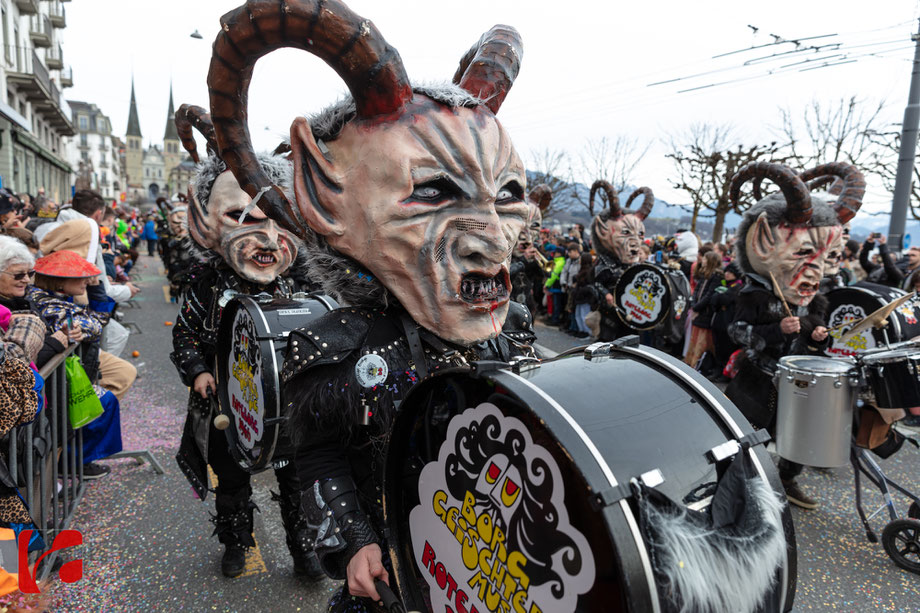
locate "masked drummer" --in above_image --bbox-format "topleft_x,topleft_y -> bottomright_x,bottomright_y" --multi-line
724,162 -> 864,510
590,182 -> 654,341
169,145 -> 323,580
160,201 -> 194,302
204,4 -> 536,607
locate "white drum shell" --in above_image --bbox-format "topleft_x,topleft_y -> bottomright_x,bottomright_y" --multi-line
775,356 -> 857,468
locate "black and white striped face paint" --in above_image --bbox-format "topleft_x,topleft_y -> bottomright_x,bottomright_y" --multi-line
210,171 -> 299,285
303,101 -> 528,345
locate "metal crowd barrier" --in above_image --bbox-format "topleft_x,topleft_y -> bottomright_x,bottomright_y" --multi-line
6,343 -> 84,578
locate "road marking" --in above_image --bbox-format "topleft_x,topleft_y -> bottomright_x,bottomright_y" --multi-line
207,466 -> 268,575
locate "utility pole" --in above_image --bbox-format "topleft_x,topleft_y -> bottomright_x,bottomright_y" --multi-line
888,18 -> 920,251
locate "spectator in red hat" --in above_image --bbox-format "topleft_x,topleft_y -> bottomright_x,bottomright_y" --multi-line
28,250 -> 135,479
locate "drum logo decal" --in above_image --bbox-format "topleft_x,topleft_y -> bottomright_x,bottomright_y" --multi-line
827,304 -> 872,357
227,311 -> 264,449
896,296 -> 920,325
354,354 -> 388,388
621,270 -> 665,325
410,403 -> 595,613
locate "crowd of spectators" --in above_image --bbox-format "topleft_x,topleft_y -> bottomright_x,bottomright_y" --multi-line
0,188 -> 149,481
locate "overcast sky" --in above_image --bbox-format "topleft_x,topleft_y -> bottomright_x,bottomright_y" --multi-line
63,0 -> 920,213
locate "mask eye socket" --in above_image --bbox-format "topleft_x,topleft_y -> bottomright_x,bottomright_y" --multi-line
406,177 -> 462,205
223,209 -> 261,225
496,181 -> 524,205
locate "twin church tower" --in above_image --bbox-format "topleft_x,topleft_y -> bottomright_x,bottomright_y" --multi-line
123,79 -> 186,201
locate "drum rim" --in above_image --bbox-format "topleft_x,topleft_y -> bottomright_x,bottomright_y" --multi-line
861,348 -> 920,363
778,355 -> 856,375
613,263 -> 673,331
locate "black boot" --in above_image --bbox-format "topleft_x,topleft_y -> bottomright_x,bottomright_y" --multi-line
273,490 -> 325,581
211,500 -> 258,578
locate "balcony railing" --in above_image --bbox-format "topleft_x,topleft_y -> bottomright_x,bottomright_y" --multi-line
49,1 -> 66,28
61,66 -> 73,88
29,15 -> 52,48
5,46 -> 73,135
46,45 -> 62,70
13,0 -> 39,15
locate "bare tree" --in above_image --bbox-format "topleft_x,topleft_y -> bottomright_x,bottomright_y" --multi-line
777,96 -> 885,170
666,123 -> 784,241
525,148 -> 576,215
864,129 -> 920,219
571,136 -> 651,216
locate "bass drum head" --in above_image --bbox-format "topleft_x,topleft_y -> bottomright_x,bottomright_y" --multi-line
825,283 -> 920,357
614,264 -> 672,330
385,349 -> 795,612
216,294 -> 336,472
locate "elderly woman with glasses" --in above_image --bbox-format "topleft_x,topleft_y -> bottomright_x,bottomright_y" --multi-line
0,235 -> 64,366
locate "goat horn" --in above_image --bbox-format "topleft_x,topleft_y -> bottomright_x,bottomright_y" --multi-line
800,162 -> 865,223
730,162 -> 812,224
175,104 -> 218,164
590,180 -> 619,218
207,0 -> 412,234
453,25 -> 523,114
625,186 -> 654,220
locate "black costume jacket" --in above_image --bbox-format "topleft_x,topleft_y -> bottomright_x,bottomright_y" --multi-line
162,237 -> 196,300
593,249 -> 629,341
281,301 -> 536,579
510,254 -> 544,315
170,259 -> 311,494
725,274 -> 829,429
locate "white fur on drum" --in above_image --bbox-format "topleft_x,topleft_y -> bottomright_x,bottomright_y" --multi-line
645,477 -> 787,613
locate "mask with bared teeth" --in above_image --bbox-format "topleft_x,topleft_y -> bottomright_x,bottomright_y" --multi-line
590,182 -> 653,265
205,1 -> 530,345
731,162 -> 865,307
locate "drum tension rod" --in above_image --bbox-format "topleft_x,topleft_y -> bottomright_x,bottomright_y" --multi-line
590,469 -> 665,510
707,430 -> 771,464
469,360 -> 510,378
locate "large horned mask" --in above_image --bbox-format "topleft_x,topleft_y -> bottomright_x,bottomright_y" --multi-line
731,162 -> 864,307
590,182 -> 652,265
207,0 -> 528,345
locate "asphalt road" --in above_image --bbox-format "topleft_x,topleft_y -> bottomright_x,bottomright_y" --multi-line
47,261 -> 920,612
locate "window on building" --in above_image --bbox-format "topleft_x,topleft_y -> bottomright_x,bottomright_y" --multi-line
145,168 -> 149,177
158,169 -> 162,178
2,10 -> 8,64
78,115 -> 88,131
79,133 -> 87,147
100,154 -> 106,165
81,151 -> 88,161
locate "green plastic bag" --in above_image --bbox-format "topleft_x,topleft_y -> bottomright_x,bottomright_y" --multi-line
65,355 -> 104,429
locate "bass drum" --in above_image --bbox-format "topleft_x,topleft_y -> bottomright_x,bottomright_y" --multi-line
384,341 -> 795,613
216,292 -> 337,472
825,282 -> 920,357
614,263 -> 682,332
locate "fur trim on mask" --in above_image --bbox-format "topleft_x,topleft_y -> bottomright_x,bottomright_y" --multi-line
735,192 -> 839,273
309,82 -> 482,142
298,234 -> 390,309
193,153 -> 293,214
646,477 -> 787,613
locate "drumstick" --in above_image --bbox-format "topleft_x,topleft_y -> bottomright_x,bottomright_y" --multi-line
768,271 -> 794,319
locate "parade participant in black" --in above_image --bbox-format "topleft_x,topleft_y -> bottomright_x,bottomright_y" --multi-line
590,182 -> 653,341
725,161 -> 863,510
510,190 -> 547,315
170,107 -> 321,579
160,204 -> 194,301
205,2 -> 535,607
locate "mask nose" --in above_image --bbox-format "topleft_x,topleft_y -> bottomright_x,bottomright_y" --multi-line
454,216 -> 513,269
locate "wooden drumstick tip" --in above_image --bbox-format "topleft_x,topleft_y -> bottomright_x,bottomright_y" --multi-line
214,414 -> 231,430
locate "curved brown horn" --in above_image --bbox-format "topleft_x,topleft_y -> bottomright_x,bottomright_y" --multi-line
175,104 -> 218,164
527,184 -> 552,213
729,162 -> 812,224
207,0 -> 413,233
625,186 -> 654,220
800,162 -> 865,223
752,176 -> 765,201
452,25 -> 523,114
805,175 -> 837,193
590,180 -> 619,218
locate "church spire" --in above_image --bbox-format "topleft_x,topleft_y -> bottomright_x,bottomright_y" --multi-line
126,77 -> 142,138
163,81 -> 178,140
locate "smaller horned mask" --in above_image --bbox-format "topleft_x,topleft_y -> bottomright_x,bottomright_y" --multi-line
167,206 -> 188,238
178,104 -> 300,286
516,184 -> 551,251
731,162 -> 864,307
590,181 -> 653,265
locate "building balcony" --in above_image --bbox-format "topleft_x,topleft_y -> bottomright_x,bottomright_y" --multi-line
13,0 -> 39,15
29,16 -> 52,48
6,48 -> 74,136
46,46 -> 62,70
60,66 -> 73,88
49,1 -> 66,28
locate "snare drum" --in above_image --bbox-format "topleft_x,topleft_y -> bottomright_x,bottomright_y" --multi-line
775,356 -> 858,467
385,342 -> 795,613
861,349 -> 920,409
216,292 -> 337,471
